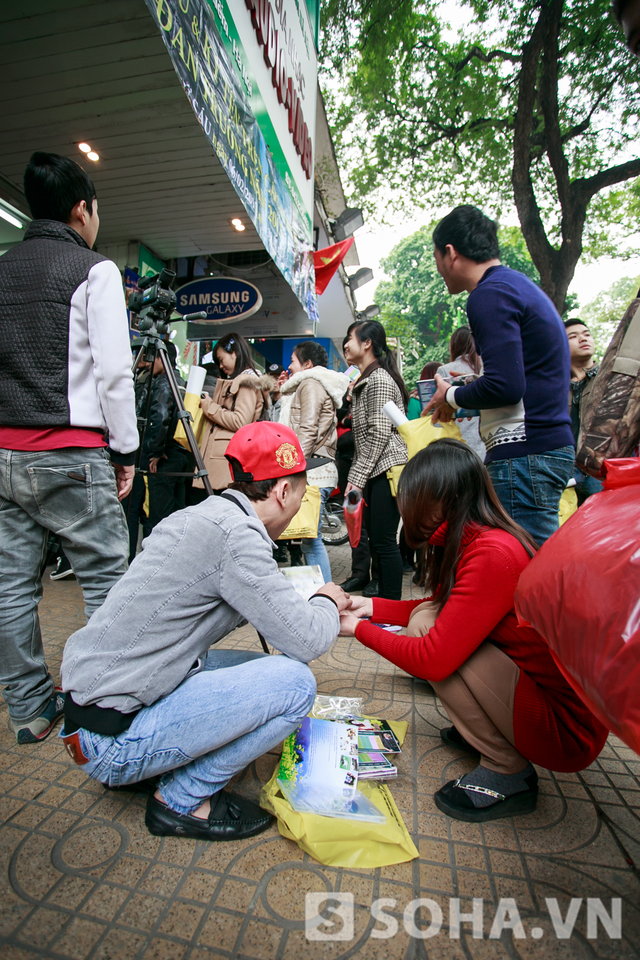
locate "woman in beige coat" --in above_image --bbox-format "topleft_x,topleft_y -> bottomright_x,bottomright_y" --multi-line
192,333 -> 272,499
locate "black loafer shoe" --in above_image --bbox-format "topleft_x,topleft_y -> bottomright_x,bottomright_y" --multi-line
434,772 -> 538,823
340,576 -> 370,592
440,726 -> 481,758
145,790 -> 274,841
362,580 -> 379,598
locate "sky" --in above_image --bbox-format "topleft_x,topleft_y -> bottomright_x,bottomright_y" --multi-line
341,0 -> 640,317
349,216 -> 640,315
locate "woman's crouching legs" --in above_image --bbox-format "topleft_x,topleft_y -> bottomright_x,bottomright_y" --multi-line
431,642 -> 538,821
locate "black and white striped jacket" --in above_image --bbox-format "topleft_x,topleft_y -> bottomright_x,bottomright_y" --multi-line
349,364 -> 408,489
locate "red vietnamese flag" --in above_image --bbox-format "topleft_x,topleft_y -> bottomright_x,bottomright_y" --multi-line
313,237 -> 355,295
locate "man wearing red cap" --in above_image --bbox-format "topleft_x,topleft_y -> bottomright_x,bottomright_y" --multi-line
59,422 -> 348,842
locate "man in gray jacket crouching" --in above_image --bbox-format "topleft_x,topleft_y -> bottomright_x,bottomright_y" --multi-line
59,422 -> 347,842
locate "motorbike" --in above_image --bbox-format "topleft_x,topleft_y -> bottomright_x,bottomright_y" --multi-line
320,487 -> 348,546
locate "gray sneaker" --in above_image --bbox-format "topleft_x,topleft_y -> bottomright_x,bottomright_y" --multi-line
13,690 -> 65,745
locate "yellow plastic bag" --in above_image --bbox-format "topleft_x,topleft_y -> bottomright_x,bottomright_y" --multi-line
174,392 -> 205,449
386,464 -> 405,497
387,419 -> 465,494
278,484 -> 321,540
558,485 -> 578,525
397,417 -> 463,459
260,718 -> 418,868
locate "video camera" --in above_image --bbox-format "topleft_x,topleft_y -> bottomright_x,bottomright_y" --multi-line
128,268 -> 177,334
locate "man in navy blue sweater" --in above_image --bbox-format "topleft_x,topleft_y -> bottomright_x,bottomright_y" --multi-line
425,205 -> 574,545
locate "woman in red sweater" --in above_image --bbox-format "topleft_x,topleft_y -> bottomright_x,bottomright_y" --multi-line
340,439 -> 607,822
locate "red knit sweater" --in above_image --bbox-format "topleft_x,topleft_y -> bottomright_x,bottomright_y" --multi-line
355,523 -> 607,772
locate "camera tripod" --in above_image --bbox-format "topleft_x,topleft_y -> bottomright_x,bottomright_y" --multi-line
131,329 -> 213,497
128,269 -> 270,653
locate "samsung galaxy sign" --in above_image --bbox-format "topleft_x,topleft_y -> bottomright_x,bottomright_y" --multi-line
175,277 -> 262,322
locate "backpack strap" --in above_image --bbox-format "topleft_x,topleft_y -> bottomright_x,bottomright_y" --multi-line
612,304 -> 640,377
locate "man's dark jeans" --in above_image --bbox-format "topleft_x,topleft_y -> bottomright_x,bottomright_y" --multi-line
486,445 -> 575,546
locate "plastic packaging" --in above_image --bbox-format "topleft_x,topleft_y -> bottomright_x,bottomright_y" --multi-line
343,489 -> 364,548
174,364 -> 207,448
515,479 -> 640,753
277,485 -> 321,539
558,485 -> 578,526
185,364 -> 206,396
602,456 -> 640,489
311,695 -> 364,720
260,718 -> 418,867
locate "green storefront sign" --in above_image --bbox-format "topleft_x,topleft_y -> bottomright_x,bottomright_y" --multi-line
145,0 -> 318,323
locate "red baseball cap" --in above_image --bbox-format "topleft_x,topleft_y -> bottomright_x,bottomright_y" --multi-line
225,421 -> 331,482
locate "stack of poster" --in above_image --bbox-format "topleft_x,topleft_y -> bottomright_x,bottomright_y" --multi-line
277,718 -> 385,822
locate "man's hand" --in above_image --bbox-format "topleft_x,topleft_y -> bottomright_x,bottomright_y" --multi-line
114,463 -> 135,500
348,595 -> 373,618
315,582 -> 350,613
421,373 -> 454,424
148,455 -> 166,474
339,612 -> 361,637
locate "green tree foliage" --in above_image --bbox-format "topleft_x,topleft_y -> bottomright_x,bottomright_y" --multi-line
375,223 -> 539,384
321,0 -> 640,312
579,274 -> 640,361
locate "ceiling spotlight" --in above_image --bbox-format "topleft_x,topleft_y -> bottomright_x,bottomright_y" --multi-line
78,143 -> 91,153
231,218 -> 245,232
362,304 -> 381,319
87,151 -> 100,162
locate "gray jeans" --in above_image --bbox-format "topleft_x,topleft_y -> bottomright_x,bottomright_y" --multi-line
0,446 -> 129,723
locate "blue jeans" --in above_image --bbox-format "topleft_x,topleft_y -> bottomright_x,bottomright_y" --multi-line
486,445 -> 575,546
574,466 -> 603,505
60,649 -> 316,814
301,486 -> 333,584
0,447 -> 129,723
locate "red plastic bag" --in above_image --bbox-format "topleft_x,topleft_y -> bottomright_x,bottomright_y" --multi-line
602,456 -> 640,489
515,477 -> 640,754
344,492 -> 364,549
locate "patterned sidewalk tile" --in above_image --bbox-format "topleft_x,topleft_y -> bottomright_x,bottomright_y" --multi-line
0,544 -> 638,959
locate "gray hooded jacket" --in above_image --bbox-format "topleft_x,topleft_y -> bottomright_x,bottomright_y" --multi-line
60,491 -> 339,713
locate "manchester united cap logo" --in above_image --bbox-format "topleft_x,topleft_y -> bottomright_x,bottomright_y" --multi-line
275,442 -> 300,471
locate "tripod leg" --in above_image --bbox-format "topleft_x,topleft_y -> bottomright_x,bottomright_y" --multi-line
158,349 -> 214,497
126,345 -> 156,527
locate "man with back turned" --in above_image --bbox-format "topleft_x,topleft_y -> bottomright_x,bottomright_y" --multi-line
0,152 -> 137,744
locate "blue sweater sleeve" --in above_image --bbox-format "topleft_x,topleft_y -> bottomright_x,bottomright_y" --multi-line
454,282 -> 526,410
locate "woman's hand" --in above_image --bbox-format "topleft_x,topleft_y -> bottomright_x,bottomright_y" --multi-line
339,613 -> 361,637
348,596 -> 373,618
345,482 -> 362,498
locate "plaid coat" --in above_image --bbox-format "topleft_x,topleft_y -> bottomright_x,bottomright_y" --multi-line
348,365 -> 408,489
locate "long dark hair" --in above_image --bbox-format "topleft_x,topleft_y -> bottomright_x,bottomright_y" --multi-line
398,439 -> 537,608
449,326 -> 482,374
214,332 -> 256,379
352,320 -> 409,409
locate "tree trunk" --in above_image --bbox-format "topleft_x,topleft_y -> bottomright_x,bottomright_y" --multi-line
512,0 -> 640,313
